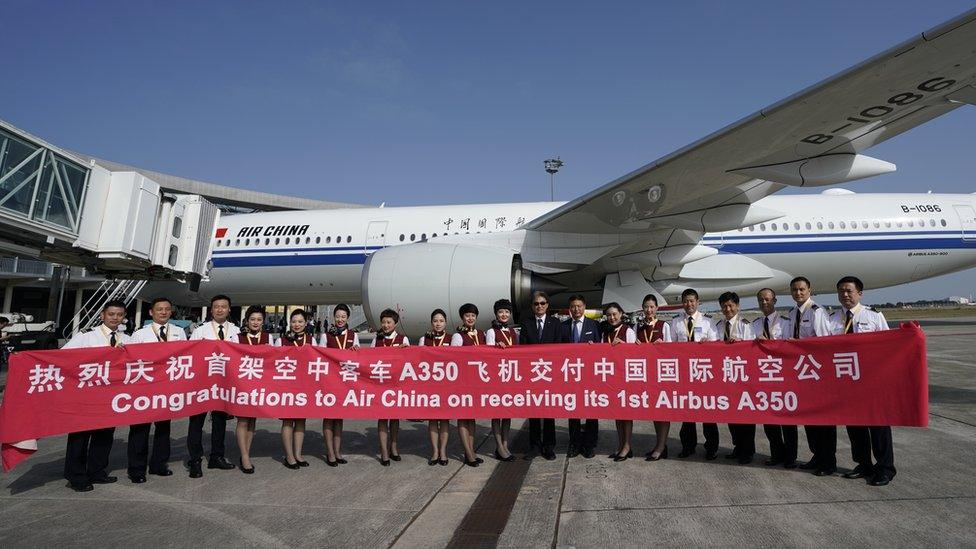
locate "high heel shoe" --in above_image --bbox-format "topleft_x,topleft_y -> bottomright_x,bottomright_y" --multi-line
380,458 -> 391,466
390,453 -> 402,462
336,458 -> 348,465
645,446 -> 668,462
296,460 -> 310,467
613,450 -> 633,462
326,458 -> 339,467
463,458 -> 480,467
428,458 -> 439,466
283,460 -> 300,470
438,459 -> 449,466
494,451 -> 516,462
239,457 -> 255,474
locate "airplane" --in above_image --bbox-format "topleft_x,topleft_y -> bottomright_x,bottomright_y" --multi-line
146,9 -> 976,336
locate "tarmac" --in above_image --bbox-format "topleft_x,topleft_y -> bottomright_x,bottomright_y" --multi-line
0,320 -> 973,548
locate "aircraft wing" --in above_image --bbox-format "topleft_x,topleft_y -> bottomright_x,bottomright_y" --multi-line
524,8 -> 976,235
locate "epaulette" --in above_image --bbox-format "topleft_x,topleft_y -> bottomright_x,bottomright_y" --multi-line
864,306 -> 875,311
779,314 -> 789,320
811,304 -> 820,310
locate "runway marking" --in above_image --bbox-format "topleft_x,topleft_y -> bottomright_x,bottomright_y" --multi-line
559,494 -> 976,514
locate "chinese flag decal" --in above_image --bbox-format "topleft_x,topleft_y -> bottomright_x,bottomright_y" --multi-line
215,228 -> 228,238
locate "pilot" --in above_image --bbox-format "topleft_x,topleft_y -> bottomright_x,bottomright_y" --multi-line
830,276 -> 896,486
61,299 -> 130,492
671,289 -> 720,459
714,292 -> 756,464
751,288 -> 797,468
126,297 -> 186,483
783,276 -> 834,477
187,294 -> 239,478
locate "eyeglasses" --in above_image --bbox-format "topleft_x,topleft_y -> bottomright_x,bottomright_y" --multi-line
533,301 -> 548,306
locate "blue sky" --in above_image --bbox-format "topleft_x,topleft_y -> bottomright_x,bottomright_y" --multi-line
1,1 -> 974,302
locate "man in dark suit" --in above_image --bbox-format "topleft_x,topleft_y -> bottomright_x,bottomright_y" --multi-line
519,290 -> 564,460
561,294 -> 601,458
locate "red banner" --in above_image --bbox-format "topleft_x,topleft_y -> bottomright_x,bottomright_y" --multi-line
0,323 -> 927,448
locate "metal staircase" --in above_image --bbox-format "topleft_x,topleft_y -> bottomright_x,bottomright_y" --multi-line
63,278 -> 147,336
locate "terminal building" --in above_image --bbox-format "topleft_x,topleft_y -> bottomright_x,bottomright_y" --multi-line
0,118 -> 361,338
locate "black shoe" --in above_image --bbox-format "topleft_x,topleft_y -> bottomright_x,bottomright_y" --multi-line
783,461 -> 798,469
380,459 -> 390,467
613,450 -> 633,462
69,482 -> 94,492
764,458 -> 782,466
737,455 -> 753,465
208,456 -> 236,470
567,445 -> 580,458
336,458 -> 348,465
724,452 -> 739,460
296,460 -> 310,467
475,457 -> 484,464
524,445 -> 540,460
494,451 -> 515,462
705,450 -> 718,461
283,460 -> 301,470
843,465 -> 872,479
582,447 -> 596,459
188,461 -> 203,478
868,473 -> 891,486
390,453 -> 402,462
128,473 -> 147,484
428,458 -> 439,466
149,468 -> 173,477
813,467 -> 836,477
464,458 -> 480,467
238,458 -> 255,474
542,446 -> 557,460
645,447 -> 668,461
327,459 -> 339,468
90,475 -> 117,484
799,460 -> 817,470
438,459 -> 449,466
677,448 -> 694,458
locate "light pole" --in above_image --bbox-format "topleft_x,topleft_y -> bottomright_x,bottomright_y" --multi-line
544,157 -> 563,201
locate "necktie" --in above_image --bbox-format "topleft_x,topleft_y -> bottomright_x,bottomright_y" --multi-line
537,318 -> 544,340
573,320 -> 581,343
763,316 -> 771,339
845,310 -> 855,334
218,324 -> 225,341
687,317 -> 695,342
793,310 -> 801,339
159,325 -> 167,342
109,331 -> 117,347
724,320 -> 731,342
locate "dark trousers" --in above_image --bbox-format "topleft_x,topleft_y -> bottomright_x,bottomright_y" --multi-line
187,411 -> 227,462
680,422 -> 718,452
568,419 -> 598,450
128,421 -> 171,474
847,426 -> 896,477
64,427 -> 115,486
528,418 -> 556,448
804,425 -> 837,469
728,424 -> 756,457
764,424 -> 798,464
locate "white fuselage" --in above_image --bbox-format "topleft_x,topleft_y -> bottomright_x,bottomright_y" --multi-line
158,192 -> 976,307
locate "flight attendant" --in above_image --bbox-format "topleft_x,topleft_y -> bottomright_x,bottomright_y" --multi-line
671,289 -> 719,459
237,305 -> 279,474
61,299 -> 130,492
602,302 -> 637,461
372,308 -> 409,466
188,294 -> 239,478
785,276 -> 834,476
635,294 -> 672,462
280,309 -> 313,469
320,304 -> 359,467
752,288 -> 796,468
418,309 -> 451,465
831,276 -> 896,486
484,299 -> 518,462
127,297 -> 185,483
714,292 -> 756,464
451,303 -> 484,467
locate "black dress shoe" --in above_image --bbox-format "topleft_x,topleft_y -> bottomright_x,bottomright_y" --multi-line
494,451 -> 515,462
868,473 -> 891,486
542,447 -> 557,460
296,460 -> 310,467
283,460 -> 301,470
813,467 -> 836,477
464,458 -> 480,467
613,450 -> 633,462
149,468 -> 173,477
524,446 -> 539,460
238,458 -> 255,474
799,460 -> 818,470
208,456 -> 236,470
724,452 -> 739,460
843,466 -> 871,479
582,447 -> 595,459
69,482 -> 94,492
737,455 -> 753,465
428,459 -> 438,466
783,461 -> 798,469
188,461 -> 203,478
475,457 -> 484,464
380,459 -> 391,467
705,450 -> 718,461
90,475 -> 117,484
438,459 -> 448,466
566,446 -> 580,458
645,447 -> 668,461
390,453 -> 402,462
336,458 -> 348,465
128,473 -> 147,484
327,459 -> 339,468
677,448 -> 694,458
764,458 -> 782,466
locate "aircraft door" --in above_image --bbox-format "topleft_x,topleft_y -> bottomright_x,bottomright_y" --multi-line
366,221 -> 388,253
955,205 -> 976,241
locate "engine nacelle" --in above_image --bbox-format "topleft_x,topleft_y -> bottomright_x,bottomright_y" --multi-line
362,243 -> 536,336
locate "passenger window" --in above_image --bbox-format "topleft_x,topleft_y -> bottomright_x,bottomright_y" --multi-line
215,240 -> 221,247
235,239 -> 240,246
816,222 -> 823,230
410,234 -> 416,242
315,236 -> 321,244
794,223 -> 800,230
839,221 -> 846,229
275,238 -> 280,245
771,223 -> 777,230
805,222 -> 811,230
759,224 -> 766,231
748,225 -> 755,232
941,219 -> 947,226
399,234 -> 404,242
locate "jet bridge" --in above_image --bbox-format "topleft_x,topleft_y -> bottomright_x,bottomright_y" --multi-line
0,120 -> 218,287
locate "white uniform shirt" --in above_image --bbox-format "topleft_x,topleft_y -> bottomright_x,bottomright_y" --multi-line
129,322 -> 188,343
63,324 -> 131,349
318,330 -> 358,348
417,333 -> 450,346
829,304 -> 890,335
189,320 -> 240,343
370,331 -> 410,347
751,312 -> 790,340
671,311 -> 717,342
280,332 -> 317,347
784,299 -> 831,338
714,314 -> 755,342
605,325 -> 637,343
241,331 -> 282,346
635,320 -> 673,343
484,326 -> 518,346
